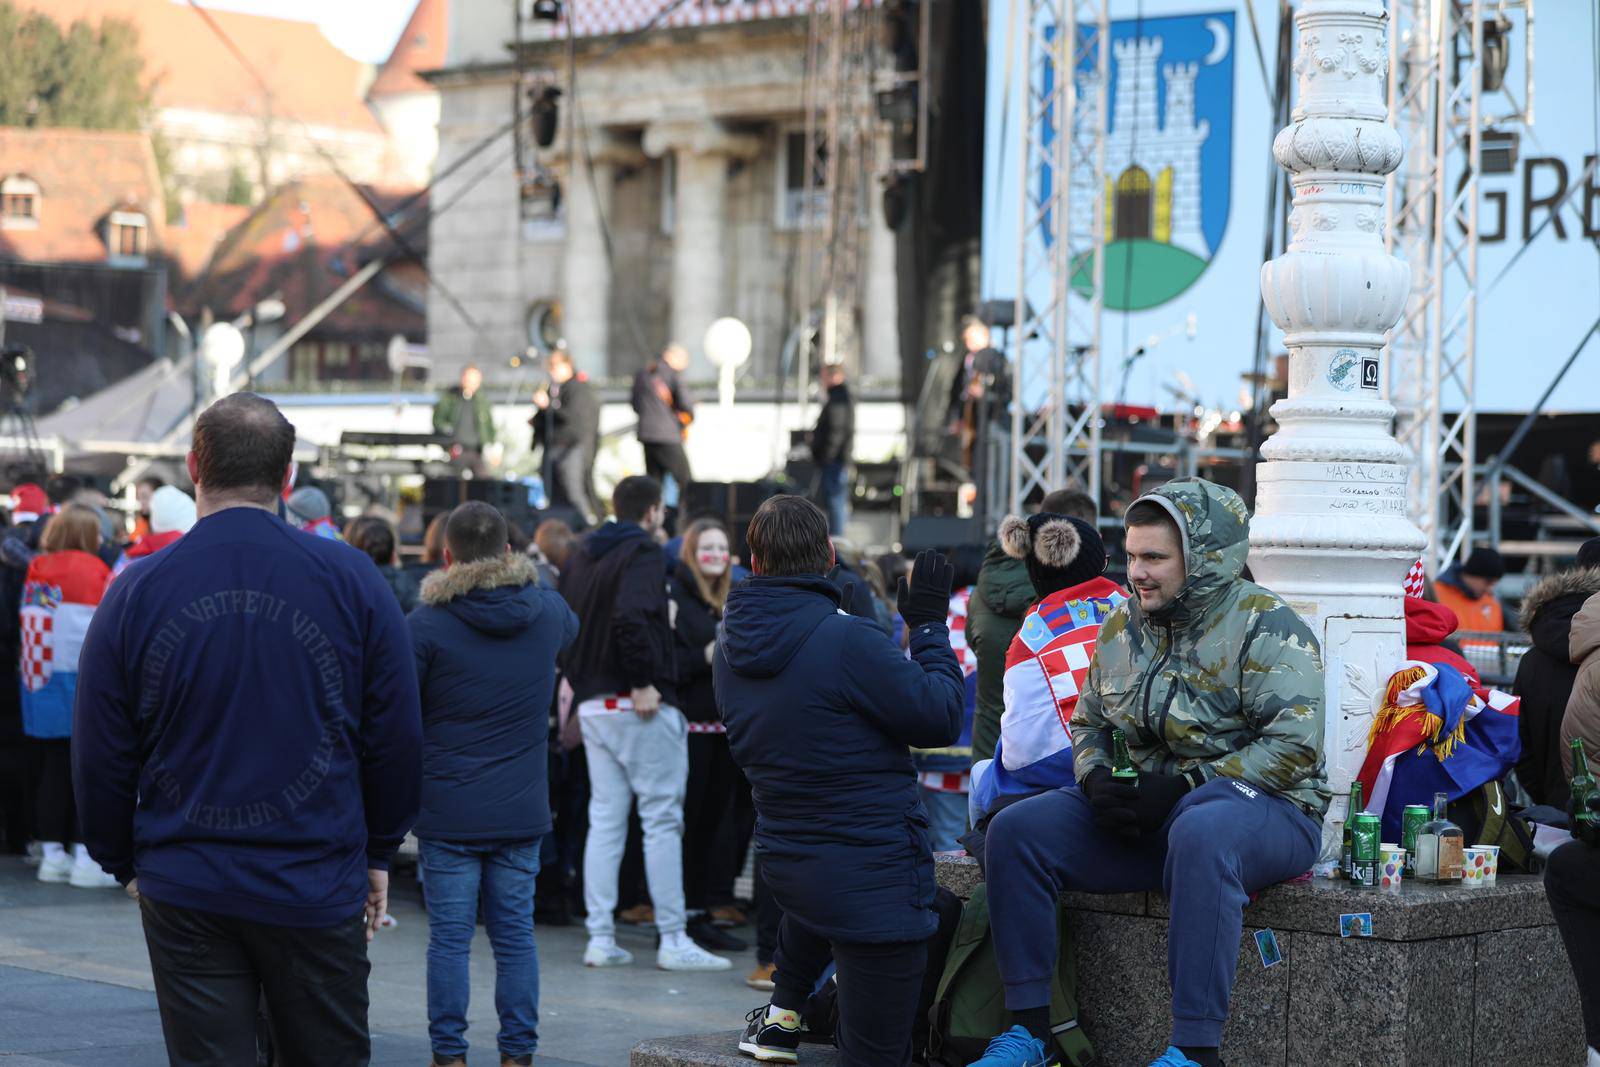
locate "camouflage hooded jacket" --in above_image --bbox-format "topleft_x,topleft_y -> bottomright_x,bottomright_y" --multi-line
1071,479 -> 1331,821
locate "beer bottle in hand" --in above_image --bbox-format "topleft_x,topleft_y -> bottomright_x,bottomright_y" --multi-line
1571,738 -> 1598,826
1111,728 -> 1138,781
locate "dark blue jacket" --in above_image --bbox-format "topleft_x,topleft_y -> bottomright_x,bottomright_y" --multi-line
714,574 -> 965,943
409,554 -> 578,842
71,507 -> 422,928
559,521 -> 676,706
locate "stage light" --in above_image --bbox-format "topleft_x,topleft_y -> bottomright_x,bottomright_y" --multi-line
529,86 -> 562,148
1480,128 -> 1518,175
1481,16 -> 1512,93
531,0 -> 561,21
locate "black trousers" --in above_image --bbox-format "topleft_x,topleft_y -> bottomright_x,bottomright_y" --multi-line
30,737 -> 74,844
140,895 -> 371,1067
683,732 -> 740,911
1546,840 -> 1600,1049
754,856 -> 783,965
770,914 -> 928,1067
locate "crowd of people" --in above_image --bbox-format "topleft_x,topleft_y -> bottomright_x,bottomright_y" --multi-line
0,389 -> 1597,1067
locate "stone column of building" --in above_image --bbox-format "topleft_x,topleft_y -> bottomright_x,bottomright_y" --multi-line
862,200 -> 901,382
560,130 -> 643,378
1248,0 -> 1427,863
643,119 -> 761,378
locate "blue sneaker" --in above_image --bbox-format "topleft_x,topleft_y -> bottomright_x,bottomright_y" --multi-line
1149,1048 -> 1203,1067
967,1025 -> 1052,1067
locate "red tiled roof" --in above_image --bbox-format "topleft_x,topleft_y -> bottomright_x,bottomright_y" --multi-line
0,128 -> 165,265
369,0 -> 448,99
12,0 -> 381,134
180,175 -> 427,340
166,201 -> 250,282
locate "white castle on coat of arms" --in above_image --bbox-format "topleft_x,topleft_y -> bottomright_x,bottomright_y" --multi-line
1072,36 -> 1211,259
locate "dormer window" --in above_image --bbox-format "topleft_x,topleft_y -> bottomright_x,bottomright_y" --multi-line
1,176 -> 40,230
108,209 -> 148,266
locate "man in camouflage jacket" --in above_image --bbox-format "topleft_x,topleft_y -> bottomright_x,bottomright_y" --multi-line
974,479 -> 1327,1067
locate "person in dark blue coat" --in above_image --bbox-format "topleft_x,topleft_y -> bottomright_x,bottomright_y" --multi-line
72,394 -> 422,1067
407,501 -> 578,1067
715,495 -> 964,1067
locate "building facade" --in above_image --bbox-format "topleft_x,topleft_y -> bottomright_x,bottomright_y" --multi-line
426,0 -> 900,387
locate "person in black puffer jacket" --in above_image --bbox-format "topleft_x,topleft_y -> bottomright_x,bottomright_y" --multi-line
669,519 -> 747,954
1515,537 -> 1600,808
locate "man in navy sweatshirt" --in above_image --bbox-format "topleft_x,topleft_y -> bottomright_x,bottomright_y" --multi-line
715,495 -> 965,1066
72,393 -> 422,1067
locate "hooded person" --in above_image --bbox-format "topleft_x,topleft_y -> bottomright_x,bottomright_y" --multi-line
1514,538 -> 1600,808
972,479 -> 1327,1067
407,501 -> 579,1067
1400,559 -> 1480,685
285,486 -> 341,540
114,487 -> 197,577
968,512 -> 1126,824
715,495 -> 964,1066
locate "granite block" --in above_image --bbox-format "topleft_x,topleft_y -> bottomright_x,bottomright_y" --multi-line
1227,874 -> 1554,941
1470,925 -> 1586,1067
934,854 -> 1149,915
1069,910 -> 1173,1066
631,1032 -> 841,1067
1286,931 -> 1473,1066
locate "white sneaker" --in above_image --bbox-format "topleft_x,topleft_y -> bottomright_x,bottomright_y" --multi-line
69,859 -> 119,889
583,941 -> 634,967
36,852 -> 71,883
657,939 -> 732,972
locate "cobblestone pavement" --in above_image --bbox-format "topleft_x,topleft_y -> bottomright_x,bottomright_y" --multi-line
0,861 -> 761,1065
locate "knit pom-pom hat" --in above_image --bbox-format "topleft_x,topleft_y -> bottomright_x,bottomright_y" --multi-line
999,512 -> 1106,597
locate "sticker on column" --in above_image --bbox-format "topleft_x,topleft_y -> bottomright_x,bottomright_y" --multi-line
1360,356 -> 1380,390
1327,349 -> 1360,392
1254,928 -> 1283,968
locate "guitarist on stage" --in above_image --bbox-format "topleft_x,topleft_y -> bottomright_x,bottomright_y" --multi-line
631,343 -> 696,530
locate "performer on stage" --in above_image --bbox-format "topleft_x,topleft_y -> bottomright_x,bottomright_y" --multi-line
533,349 -> 602,526
433,364 -> 497,476
950,316 -> 1011,512
632,344 -> 695,528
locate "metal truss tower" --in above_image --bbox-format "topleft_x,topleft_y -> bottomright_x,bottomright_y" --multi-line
1010,0 -> 1109,514
798,0 -> 880,390
1386,0 -> 1532,572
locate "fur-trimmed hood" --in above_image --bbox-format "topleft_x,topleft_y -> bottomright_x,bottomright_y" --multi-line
419,554 -> 546,638
1519,566 -> 1600,660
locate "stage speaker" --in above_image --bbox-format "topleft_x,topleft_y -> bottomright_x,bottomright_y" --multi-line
900,515 -> 983,553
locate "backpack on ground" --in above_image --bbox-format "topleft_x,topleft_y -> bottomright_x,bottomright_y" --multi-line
926,882 -> 1096,1066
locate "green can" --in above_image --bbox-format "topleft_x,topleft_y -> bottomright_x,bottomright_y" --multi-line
1401,804 -> 1429,878
1349,814 -> 1381,888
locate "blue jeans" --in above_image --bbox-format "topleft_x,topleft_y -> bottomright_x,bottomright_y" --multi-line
820,461 -> 849,535
984,777 -> 1319,1047
420,839 -> 541,1060
918,786 -> 969,852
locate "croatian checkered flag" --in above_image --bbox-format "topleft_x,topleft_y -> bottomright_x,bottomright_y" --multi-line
1403,558 -> 1426,600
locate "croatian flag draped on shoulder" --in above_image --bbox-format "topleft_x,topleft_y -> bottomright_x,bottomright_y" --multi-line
978,578 -> 1126,811
20,550 -> 111,739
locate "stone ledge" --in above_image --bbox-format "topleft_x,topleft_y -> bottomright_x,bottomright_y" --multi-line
935,854 -> 1555,942
631,1032 -> 840,1067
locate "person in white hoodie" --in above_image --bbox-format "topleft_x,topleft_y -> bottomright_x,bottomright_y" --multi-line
113,486 -> 197,577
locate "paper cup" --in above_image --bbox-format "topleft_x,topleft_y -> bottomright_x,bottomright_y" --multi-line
1479,844 -> 1500,886
1378,845 -> 1406,890
1462,847 -> 1489,886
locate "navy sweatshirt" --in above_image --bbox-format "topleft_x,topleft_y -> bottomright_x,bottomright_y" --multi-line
72,506 -> 422,927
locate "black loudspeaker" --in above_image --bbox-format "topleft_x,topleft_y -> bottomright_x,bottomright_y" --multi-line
684,480 -> 797,561
900,515 -> 983,553
422,478 -> 537,534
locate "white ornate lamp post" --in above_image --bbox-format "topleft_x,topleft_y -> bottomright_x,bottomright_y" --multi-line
1248,0 -> 1428,864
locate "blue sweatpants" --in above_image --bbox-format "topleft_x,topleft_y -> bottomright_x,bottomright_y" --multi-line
984,777 -> 1320,1047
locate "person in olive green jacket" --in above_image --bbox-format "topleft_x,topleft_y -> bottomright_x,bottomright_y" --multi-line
433,364 -> 498,475
968,489 -> 1098,764
974,478 -> 1327,1067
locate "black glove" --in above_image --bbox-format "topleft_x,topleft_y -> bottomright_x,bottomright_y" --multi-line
1082,767 -> 1140,838
1099,771 -> 1193,834
1571,793 -> 1600,849
896,550 -> 955,630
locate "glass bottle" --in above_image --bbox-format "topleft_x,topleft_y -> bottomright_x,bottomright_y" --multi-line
1572,738 -> 1598,826
1415,791 -> 1464,886
1111,728 -> 1138,780
1340,779 -> 1364,879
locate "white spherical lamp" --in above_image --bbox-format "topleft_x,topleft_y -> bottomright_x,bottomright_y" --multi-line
703,317 -> 752,407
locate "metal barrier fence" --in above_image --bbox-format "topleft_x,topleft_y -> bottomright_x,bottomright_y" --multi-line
1455,630 -> 1530,690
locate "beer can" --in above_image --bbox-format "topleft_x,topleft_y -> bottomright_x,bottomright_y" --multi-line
1401,805 -> 1428,878
1349,814 -> 1381,888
